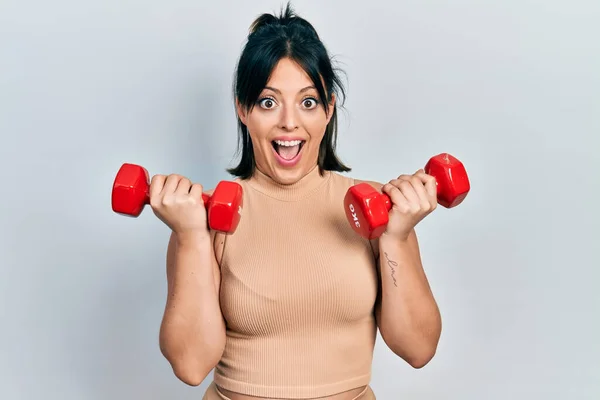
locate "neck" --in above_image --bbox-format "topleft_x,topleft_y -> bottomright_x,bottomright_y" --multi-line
247,164 -> 330,201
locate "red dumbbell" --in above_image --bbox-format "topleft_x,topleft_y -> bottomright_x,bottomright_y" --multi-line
111,163 -> 243,234
343,153 -> 470,240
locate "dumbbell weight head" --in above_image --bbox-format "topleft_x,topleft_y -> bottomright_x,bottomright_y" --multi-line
343,153 -> 470,240
344,184 -> 391,240
424,153 -> 470,208
206,180 -> 243,233
112,163 -> 152,217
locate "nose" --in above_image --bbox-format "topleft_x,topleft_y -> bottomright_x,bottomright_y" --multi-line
279,104 -> 299,131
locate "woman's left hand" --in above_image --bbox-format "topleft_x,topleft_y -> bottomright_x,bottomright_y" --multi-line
381,169 -> 438,241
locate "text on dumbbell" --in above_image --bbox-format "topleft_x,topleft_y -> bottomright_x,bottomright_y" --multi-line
348,204 -> 360,228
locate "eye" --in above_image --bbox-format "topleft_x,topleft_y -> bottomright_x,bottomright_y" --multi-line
302,97 -> 318,109
258,97 -> 277,109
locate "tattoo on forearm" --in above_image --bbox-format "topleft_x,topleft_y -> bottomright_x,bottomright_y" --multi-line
383,252 -> 398,287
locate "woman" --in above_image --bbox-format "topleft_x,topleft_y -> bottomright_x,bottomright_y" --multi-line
149,3 -> 442,399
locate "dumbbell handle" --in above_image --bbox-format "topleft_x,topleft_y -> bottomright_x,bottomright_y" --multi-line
375,164 -> 444,212
376,176 -> 443,212
137,186 -> 212,208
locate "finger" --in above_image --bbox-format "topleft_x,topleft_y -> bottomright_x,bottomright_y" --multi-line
175,177 -> 192,195
414,169 -> 437,205
395,174 -> 413,182
405,170 -> 430,185
391,178 -> 421,208
161,174 -> 182,195
395,173 -> 424,199
408,175 -> 434,211
383,182 -> 411,212
149,174 -> 166,204
189,183 -> 205,203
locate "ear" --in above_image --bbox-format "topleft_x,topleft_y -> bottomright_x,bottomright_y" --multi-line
326,93 -> 336,124
236,98 -> 248,125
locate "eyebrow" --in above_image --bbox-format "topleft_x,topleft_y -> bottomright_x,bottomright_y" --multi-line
263,85 -> 316,94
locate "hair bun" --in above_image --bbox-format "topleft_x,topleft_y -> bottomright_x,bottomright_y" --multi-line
248,2 -> 319,39
249,13 -> 278,35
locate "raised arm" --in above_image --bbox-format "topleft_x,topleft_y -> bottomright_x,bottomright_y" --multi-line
159,229 -> 226,385
354,178 -> 441,368
147,175 -> 227,386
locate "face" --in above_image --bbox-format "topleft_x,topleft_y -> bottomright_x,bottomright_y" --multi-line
237,57 -> 335,185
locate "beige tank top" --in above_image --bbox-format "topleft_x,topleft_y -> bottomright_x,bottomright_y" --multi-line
213,165 -> 379,398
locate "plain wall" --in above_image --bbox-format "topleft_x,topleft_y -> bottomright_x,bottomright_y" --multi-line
1,0 -> 598,398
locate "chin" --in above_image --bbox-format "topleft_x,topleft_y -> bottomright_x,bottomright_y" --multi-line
270,167 -> 309,185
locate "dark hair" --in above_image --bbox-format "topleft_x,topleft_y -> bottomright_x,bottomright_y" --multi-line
227,2 -> 351,179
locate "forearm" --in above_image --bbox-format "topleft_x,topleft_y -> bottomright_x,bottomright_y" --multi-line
376,230 -> 441,367
159,234 -> 226,385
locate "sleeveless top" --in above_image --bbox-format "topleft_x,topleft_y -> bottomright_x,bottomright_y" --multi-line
213,164 -> 379,398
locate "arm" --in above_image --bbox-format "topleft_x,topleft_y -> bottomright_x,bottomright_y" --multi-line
373,230 -> 441,368
158,229 -> 226,385
356,179 -> 441,368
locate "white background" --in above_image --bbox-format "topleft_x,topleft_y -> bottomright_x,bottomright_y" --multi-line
1,0 -> 598,398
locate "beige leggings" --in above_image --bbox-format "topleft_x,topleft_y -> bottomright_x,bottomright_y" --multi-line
202,382 -> 375,400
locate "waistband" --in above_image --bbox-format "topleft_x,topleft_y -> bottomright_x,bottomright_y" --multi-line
203,382 -> 375,400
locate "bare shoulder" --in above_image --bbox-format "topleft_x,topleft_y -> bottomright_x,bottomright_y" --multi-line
211,229 -> 226,266
352,178 -> 384,191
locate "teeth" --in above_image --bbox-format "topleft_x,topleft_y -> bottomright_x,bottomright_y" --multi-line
274,140 -> 302,147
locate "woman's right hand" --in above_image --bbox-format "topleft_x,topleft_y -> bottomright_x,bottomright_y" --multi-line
148,174 -> 210,239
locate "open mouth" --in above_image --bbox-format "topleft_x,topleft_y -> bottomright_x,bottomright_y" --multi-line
271,139 -> 306,161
